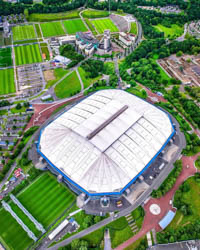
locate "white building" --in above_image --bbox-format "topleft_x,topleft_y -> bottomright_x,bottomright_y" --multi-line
54,55 -> 71,66
119,32 -> 135,46
38,90 -> 174,196
59,35 -> 76,45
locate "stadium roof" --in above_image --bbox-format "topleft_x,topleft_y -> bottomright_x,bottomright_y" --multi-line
38,90 -> 174,195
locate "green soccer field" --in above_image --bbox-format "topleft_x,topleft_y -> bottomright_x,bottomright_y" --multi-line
14,44 -> 42,66
63,19 -> 88,34
0,208 -> 33,250
17,173 -> 75,228
40,22 -> 65,37
0,68 -> 16,95
91,18 -> 119,34
55,71 -> 81,99
0,47 -> 12,67
12,25 -> 36,41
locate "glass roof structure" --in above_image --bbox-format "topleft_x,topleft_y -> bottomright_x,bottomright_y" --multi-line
38,90 -> 174,195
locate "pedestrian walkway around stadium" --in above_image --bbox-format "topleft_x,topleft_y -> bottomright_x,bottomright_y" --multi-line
115,153 -> 200,250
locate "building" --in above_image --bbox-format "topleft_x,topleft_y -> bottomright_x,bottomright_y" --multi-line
53,55 -> 71,66
119,32 -> 135,46
76,32 -> 99,54
38,90 -> 175,198
59,35 -> 76,45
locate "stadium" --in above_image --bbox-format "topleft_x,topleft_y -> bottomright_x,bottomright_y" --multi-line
37,89 -> 175,198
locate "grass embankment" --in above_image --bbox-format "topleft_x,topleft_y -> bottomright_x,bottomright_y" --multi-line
82,9 -> 109,18
154,24 -> 184,39
55,70 -> 81,98
126,85 -> 147,99
34,24 -> 42,38
130,22 -> 137,35
28,9 -> 80,22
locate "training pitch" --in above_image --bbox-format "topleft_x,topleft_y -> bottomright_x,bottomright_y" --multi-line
0,47 -> 12,67
0,68 -> 15,95
40,22 -> 65,37
63,19 -> 88,34
14,44 -> 42,66
12,25 -> 36,41
91,18 -> 119,34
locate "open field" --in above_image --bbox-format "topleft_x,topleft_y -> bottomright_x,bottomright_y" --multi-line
154,24 -> 183,39
78,67 -> 101,88
0,208 -> 33,250
0,68 -> 15,95
91,18 -> 119,34
130,22 -> 137,35
29,10 -> 80,22
55,70 -> 81,98
14,44 -> 42,66
40,22 -> 65,37
46,67 -> 69,89
17,173 -> 75,228
0,47 -> 12,67
12,25 -> 36,41
63,19 -> 88,34
82,10 -> 109,18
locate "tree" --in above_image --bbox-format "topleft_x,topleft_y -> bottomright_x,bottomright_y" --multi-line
16,103 -> 22,110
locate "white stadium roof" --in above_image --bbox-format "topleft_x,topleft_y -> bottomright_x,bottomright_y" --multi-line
38,90 -> 174,195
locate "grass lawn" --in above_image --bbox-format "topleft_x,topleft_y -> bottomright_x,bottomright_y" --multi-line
11,106 -> 26,114
29,10 -> 80,22
84,18 -> 97,35
12,25 -> 36,41
109,217 -> 134,248
127,86 -> 147,99
13,39 -> 38,45
63,19 -> 88,34
34,24 -> 42,38
130,22 -> 137,35
131,206 -> 145,230
0,68 -> 15,95
92,18 -> 119,34
78,67 -> 101,89
0,208 -> 33,250
14,44 -> 42,66
17,173 -> 75,228
165,176 -> 200,232
45,67 -> 69,89
154,24 -> 184,39
54,71 -> 81,99
0,47 -> 12,67
40,22 -> 65,37
82,9 -> 109,18
125,236 -> 147,250
40,43 -> 50,60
